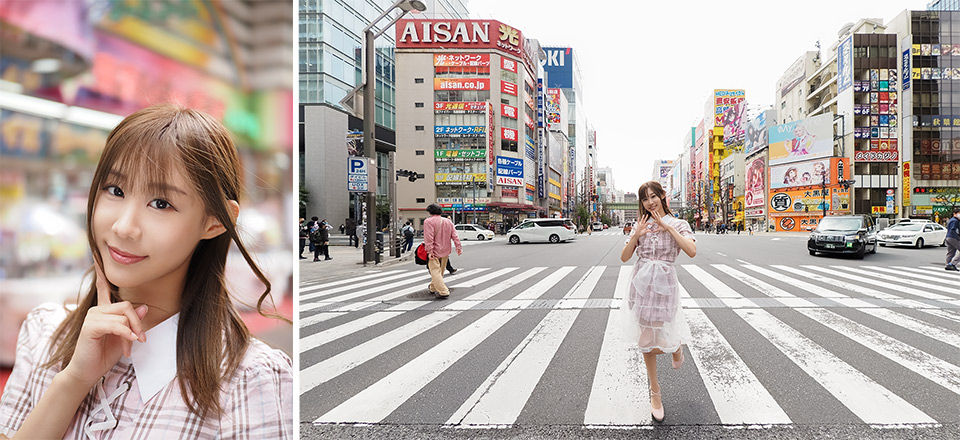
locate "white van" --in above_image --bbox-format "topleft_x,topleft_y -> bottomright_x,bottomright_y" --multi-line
507,218 -> 577,244
454,223 -> 495,241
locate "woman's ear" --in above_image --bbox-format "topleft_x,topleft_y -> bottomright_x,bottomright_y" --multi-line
201,200 -> 240,240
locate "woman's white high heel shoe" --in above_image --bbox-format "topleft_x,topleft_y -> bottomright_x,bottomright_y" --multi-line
650,389 -> 664,422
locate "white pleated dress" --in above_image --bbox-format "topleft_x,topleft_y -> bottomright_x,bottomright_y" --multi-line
620,215 -> 695,353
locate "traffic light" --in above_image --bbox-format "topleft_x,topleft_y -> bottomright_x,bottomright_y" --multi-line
396,169 -> 419,182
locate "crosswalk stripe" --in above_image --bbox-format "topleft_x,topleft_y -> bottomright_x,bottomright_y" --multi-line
584,309 -> 650,426
916,266 -> 960,276
300,310 -> 457,395
306,273 -> 432,304
449,267 -> 604,426
300,270 -> 406,294
768,265 -> 941,311
299,301 -> 427,354
685,309 -> 791,425
736,309 -> 936,424
300,271 -> 423,301
891,266 -> 960,283
300,301 -> 379,328
314,310 -> 519,424
712,265 -> 816,308
830,266 -> 960,297
920,308 -> 960,323
681,265 -> 742,298
317,269 -> 486,305
614,266 -> 631,300
443,268 -> 547,309
797,308 -> 960,395
852,308 -> 960,349
799,266 -> 951,301
450,267 -> 518,288
739,265 -> 846,298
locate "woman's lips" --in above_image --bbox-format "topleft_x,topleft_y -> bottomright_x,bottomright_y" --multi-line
109,246 -> 146,264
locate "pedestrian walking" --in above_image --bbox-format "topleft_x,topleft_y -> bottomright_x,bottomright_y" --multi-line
423,204 -> 462,299
945,207 -> 960,271
298,218 -> 308,259
402,221 -> 415,252
307,216 -> 319,254
339,223 -> 345,235
311,221 -> 331,261
0,104 -> 292,439
619,180 -> 697,423
346,219 -> 359,248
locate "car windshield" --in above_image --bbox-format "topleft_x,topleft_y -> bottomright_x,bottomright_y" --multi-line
888,224 -> 922,231
816,218 -> 862,231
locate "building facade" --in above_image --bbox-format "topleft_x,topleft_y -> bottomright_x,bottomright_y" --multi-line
393,18 -> 545,231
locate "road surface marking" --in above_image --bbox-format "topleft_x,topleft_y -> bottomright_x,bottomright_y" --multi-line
736,309 -> 935,424
804,266 -> 951,301
685,309 -> 791,425
584,308 -> 651,425
300,270 -> 406,294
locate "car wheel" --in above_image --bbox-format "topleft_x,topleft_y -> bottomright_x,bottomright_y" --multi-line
856,245 -> 866,259
509,235 -> 520,244
477,234 -> 485,241
942,240 -> 948,247
549,234 -> 560,243
879,243 -> 886,247
809,250 -> 816,256
870,242 -> 877,254
915,237 -> 924,249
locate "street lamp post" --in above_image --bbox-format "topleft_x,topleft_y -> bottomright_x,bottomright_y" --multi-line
361,0 -> 426,264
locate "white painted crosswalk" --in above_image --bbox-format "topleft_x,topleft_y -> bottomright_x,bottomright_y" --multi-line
300,262 -> 960,428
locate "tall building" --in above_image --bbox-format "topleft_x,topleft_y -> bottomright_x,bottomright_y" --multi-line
699,90 -> 745,226
889,9 -> 960,222
393,18 -> 545,230
775,51 -> 819,125
298,0 -> 468,225
542,46 -> 588,215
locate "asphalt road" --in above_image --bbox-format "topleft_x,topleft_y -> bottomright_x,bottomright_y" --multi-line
298,229 -> 960,439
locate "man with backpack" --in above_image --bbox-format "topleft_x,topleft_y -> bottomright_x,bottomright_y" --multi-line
423,204 -> 461,298
402,221 -> 415,252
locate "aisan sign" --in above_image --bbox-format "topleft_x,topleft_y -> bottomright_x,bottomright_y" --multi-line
397,19 -> 523,56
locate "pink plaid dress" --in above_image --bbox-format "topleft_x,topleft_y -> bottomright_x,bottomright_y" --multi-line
620,215 -> 695,353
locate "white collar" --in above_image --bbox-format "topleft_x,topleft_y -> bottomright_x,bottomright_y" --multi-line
129,313 -> 179,404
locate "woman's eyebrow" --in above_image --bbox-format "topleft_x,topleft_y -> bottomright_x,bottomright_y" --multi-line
108,171 -> 188,196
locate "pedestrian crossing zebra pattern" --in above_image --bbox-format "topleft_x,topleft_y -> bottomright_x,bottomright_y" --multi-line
299,263 -> 960,428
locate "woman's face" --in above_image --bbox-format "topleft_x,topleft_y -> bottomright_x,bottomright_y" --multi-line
642,188 -> 662,215
93,164 -> 222,295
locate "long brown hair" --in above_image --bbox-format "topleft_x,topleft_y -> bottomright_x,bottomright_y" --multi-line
45,104 -> 278,418
638,181 -> 672,220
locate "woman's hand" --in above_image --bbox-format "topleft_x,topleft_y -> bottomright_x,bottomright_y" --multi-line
61,264 -> 148,388
621,214 -> 650,262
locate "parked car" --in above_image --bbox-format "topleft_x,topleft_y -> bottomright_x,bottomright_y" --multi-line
508,218 -> 577,244
878,222 -> 947,248
623,222 -> 633,235
454,223 -> 495,241
807,214 -> 878,259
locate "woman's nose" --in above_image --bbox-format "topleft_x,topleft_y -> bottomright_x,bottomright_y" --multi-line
111,202 -> 142,241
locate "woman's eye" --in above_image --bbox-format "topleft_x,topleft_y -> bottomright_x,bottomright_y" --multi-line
149,199 -> 172,210
105,185 -> 124,197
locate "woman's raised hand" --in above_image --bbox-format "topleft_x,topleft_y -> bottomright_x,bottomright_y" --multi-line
62,263 -> 148,387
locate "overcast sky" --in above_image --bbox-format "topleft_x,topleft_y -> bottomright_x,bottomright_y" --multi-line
468,0 -> 930,194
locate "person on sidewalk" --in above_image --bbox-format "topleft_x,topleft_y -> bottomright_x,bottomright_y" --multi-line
298,218 -> 308,259
346,219 -> 359,248
402,221 -> 415,252
620,180 -> 697,423
946,208 -> 960,271
311,221 -> 332,261
423,204 -> 462,299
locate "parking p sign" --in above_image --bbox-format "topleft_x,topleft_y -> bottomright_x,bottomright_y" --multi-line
348,157 -> 376,192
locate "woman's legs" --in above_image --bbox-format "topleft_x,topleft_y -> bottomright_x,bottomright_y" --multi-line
642,351 -> 662,416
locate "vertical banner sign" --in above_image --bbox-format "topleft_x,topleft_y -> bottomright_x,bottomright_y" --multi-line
487,103 -> 495,188
837,36 -> 853,93
902,48 -> 911,91
537,78 -> 546,199
903,162 -> 911,206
